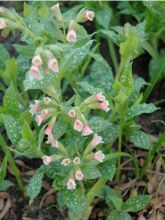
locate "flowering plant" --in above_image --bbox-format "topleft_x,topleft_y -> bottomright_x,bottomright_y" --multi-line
0,2 -> 161,219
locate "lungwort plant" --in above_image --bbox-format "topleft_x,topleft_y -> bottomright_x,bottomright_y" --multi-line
0,2 -> 159,220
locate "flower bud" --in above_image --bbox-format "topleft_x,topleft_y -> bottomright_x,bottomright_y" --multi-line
85,11 -> 95,21
93,150 -> 105,162
48,57 -> 59,73
32,55 -> 43,66
50,3 -> 63,23
44,124 -> 53,136
73,157 -> 81,165
90,134 -> 104,148
42,155 -> 53,165
68,109 -> 76,118
0,18 -> 6,29
67,177 -> 76,190
74,119 -> 83,132
75,170 -> 84,181
66,29 -> 77,43
82,124 -> 93,136
61,158 -> 71,166
29,100 -> 40,116
29,65 -> 42,80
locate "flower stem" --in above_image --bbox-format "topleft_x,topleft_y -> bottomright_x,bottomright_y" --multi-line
108,38 -> 118,73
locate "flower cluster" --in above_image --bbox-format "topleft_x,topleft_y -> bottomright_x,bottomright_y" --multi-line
29,54 -> 59,80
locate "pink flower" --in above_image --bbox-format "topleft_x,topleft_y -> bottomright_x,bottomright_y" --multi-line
75,170 -> 84,181
68,109 -> 76,118
44,124 -> 53,136
61,158 -> 71,166
29,65 -> 42,80
93,150 -> 105,162
67,29 -> 77,43
74,119 -> 83,132
67,177 -> 76,190
98,100 -> 110,112
85,11 -> 95,21
48,57 -> 59,73
46,134 -> 58,148
32,55 -> 43,66
95,93 -> 106,102
91,134 -> 104,147
43,97 -> 51,104
0,18 -> 6,29
36,109 -> 50,126
42,155 -> 53,165
29,100 -> 40,116
82,124 -> 93,136
73,157 -> 81,165
50,3 -> 60,13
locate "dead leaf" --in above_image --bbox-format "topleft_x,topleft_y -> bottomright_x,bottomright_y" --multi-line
0,192 -> 11,220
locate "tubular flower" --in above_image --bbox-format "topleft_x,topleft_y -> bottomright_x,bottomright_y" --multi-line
32,55 -> 43,66
46,134 -> 58,148
48,57 -> 59,73
98,100 -> 110,112
36,109 -> 50,126
85,11 -> 95,21
0,18 -> 6,29
29,65 -> 42,80
90,133 -> 104,147
93,150 -> 105,162
74,119 -> 83,132
73,157 -> 81,165
75,170 -> 84,181
67,29 -> 77,43
82,124 -> 93,136
67,177 -> 76,190
61,158 -> 71,166
29,100 -> 40,116
50,3 -> 60,13
68,109 -> 76,118
42,155 -> 54,165
43,97 -> 52,104
95,93 -> 106,102
44,124 -> 53,136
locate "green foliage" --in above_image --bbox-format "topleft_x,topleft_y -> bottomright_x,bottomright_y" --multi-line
27,170 -> 44,204
123,195 -> 151,212
107,211 -> 132,220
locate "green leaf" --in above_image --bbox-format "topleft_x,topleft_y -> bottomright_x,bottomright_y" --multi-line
1,58 -> 18,85
3,115 -> 23,145
127,129 -> 150,150
0,180 -> 13,192
100,124 -> 118,144
127,103 -> 158,120
89,116 -> 110,133
103,186 -> 123,210
98,159 -> 116,180
78,81 -> 103,95
88,60 -> 114,94
0,153 -> 8,182
22,121 -> 36,145
57,188 -> 87,220
24,70 -> 55,90
3,82 -> 20,117
0,44 -> 10,69
123,195 -> 151,212
14,43 -> 36,58
107,210 -> 132,220
121,62 -> 133,95
53,119 -> 68,139
95,7 -> 112,29
61,40 -> 93,74
83,166 -> 101,180
27,170 -> 44,204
